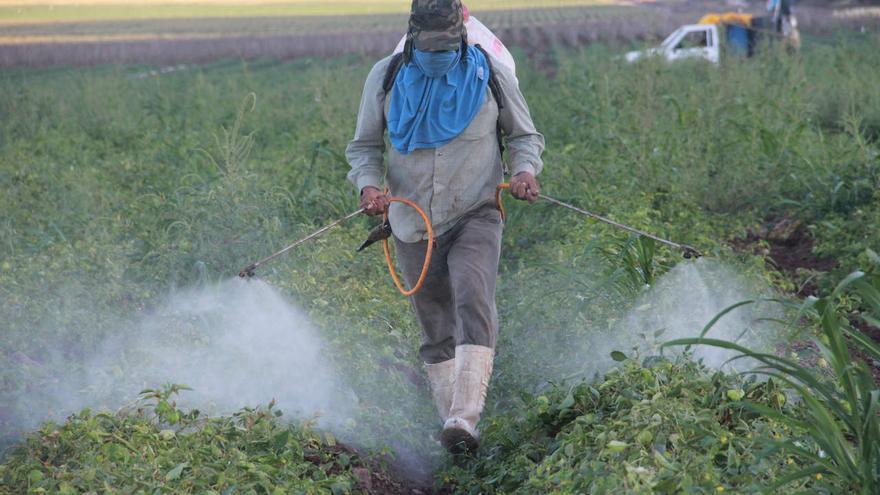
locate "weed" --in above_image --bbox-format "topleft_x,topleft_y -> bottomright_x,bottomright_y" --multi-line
664,271 -> 880,493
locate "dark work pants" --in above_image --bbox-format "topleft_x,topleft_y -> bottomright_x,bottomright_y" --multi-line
396,204 -> 503,364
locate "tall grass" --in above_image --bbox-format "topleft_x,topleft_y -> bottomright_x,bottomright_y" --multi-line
665,270 -> 880,493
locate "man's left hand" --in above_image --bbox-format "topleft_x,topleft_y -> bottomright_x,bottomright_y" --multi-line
510,171 -> 539,203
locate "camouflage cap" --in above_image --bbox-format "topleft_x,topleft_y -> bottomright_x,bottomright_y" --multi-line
408,0 -> 465,52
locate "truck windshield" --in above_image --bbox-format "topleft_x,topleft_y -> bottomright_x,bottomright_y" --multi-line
661,27 -> 684,48
673,30 -> 708,50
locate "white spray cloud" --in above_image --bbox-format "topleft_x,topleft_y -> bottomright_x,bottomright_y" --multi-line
135,279 -> 353,423
499,258 -> 785,397
14,279 -> 355,434
608,259 -> 782,372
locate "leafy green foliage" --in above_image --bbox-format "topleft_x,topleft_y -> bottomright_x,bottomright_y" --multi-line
0,385 -> 370,494
440,357 -> 820,493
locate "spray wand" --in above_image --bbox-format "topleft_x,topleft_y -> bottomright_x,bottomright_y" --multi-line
238,208 -> 365,278
238,183 -> 701,288
495,184 -> 702,259
541,194 -> 701,258
239,195 -> 434,295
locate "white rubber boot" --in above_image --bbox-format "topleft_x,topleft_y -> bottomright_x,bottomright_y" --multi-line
425,358 -> 455,423
441,345 -> 494,453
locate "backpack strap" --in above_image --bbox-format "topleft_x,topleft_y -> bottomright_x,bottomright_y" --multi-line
473,44 -> 506,160
382,52 -> 406,94
473,44 -> 504,112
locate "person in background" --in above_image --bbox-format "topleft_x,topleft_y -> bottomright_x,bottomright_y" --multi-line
346,0 -> 544,453
768,0 -> 800,49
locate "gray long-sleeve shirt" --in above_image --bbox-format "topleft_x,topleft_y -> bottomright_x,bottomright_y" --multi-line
346,55 -> 545,243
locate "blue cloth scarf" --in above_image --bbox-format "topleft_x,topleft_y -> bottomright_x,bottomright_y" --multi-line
388,45 -> 490,155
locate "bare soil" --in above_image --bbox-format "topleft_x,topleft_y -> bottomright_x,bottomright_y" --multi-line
849,317 -> 880,385
739,217 -> 880,385
776,317 -> 880,386
313,441 -> 446,494
732,215 -> 836,297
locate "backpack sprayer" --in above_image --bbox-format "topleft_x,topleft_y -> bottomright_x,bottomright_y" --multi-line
238,184 -> 702,295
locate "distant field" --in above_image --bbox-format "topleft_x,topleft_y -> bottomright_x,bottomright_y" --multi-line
0,0 -> 877,67
0,4 -> 666,67
0,0 -> 622,23
0,1 -> 662,67
0,4 -> 639,38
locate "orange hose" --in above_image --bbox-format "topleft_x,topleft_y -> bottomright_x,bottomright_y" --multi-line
382,197 -> 434,297
495,183 -> 510,221
381,185 -> 509,296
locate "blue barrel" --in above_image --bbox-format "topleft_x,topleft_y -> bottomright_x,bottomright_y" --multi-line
726,24 -> 750,57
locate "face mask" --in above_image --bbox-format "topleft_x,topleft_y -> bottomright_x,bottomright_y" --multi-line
412,49 -> 461,78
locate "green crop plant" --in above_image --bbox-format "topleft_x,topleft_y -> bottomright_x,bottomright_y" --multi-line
664,270 -> 880,493
439,356 -> 812,493
606,236 -> 661,289
0,384 -> 378,494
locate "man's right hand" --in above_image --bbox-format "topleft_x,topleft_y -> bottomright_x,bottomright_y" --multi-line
360,186 -> 390,216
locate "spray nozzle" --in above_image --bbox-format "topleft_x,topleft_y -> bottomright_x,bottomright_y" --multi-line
682,246 -> 703,259
356,220 -> 393,252
238,264 -> 257,278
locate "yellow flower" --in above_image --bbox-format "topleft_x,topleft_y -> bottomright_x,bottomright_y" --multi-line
716,486 -> 725,492
818,358 -> 829,368
816,473 -> 823,480
786,458 -> 794,465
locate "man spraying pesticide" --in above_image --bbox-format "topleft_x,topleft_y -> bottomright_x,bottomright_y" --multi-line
238,0 -> 701,455
347,0 -> 544,454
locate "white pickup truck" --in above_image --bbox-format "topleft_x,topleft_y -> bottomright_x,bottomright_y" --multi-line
625,23 -> 722,64
623,12 -> 794,65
